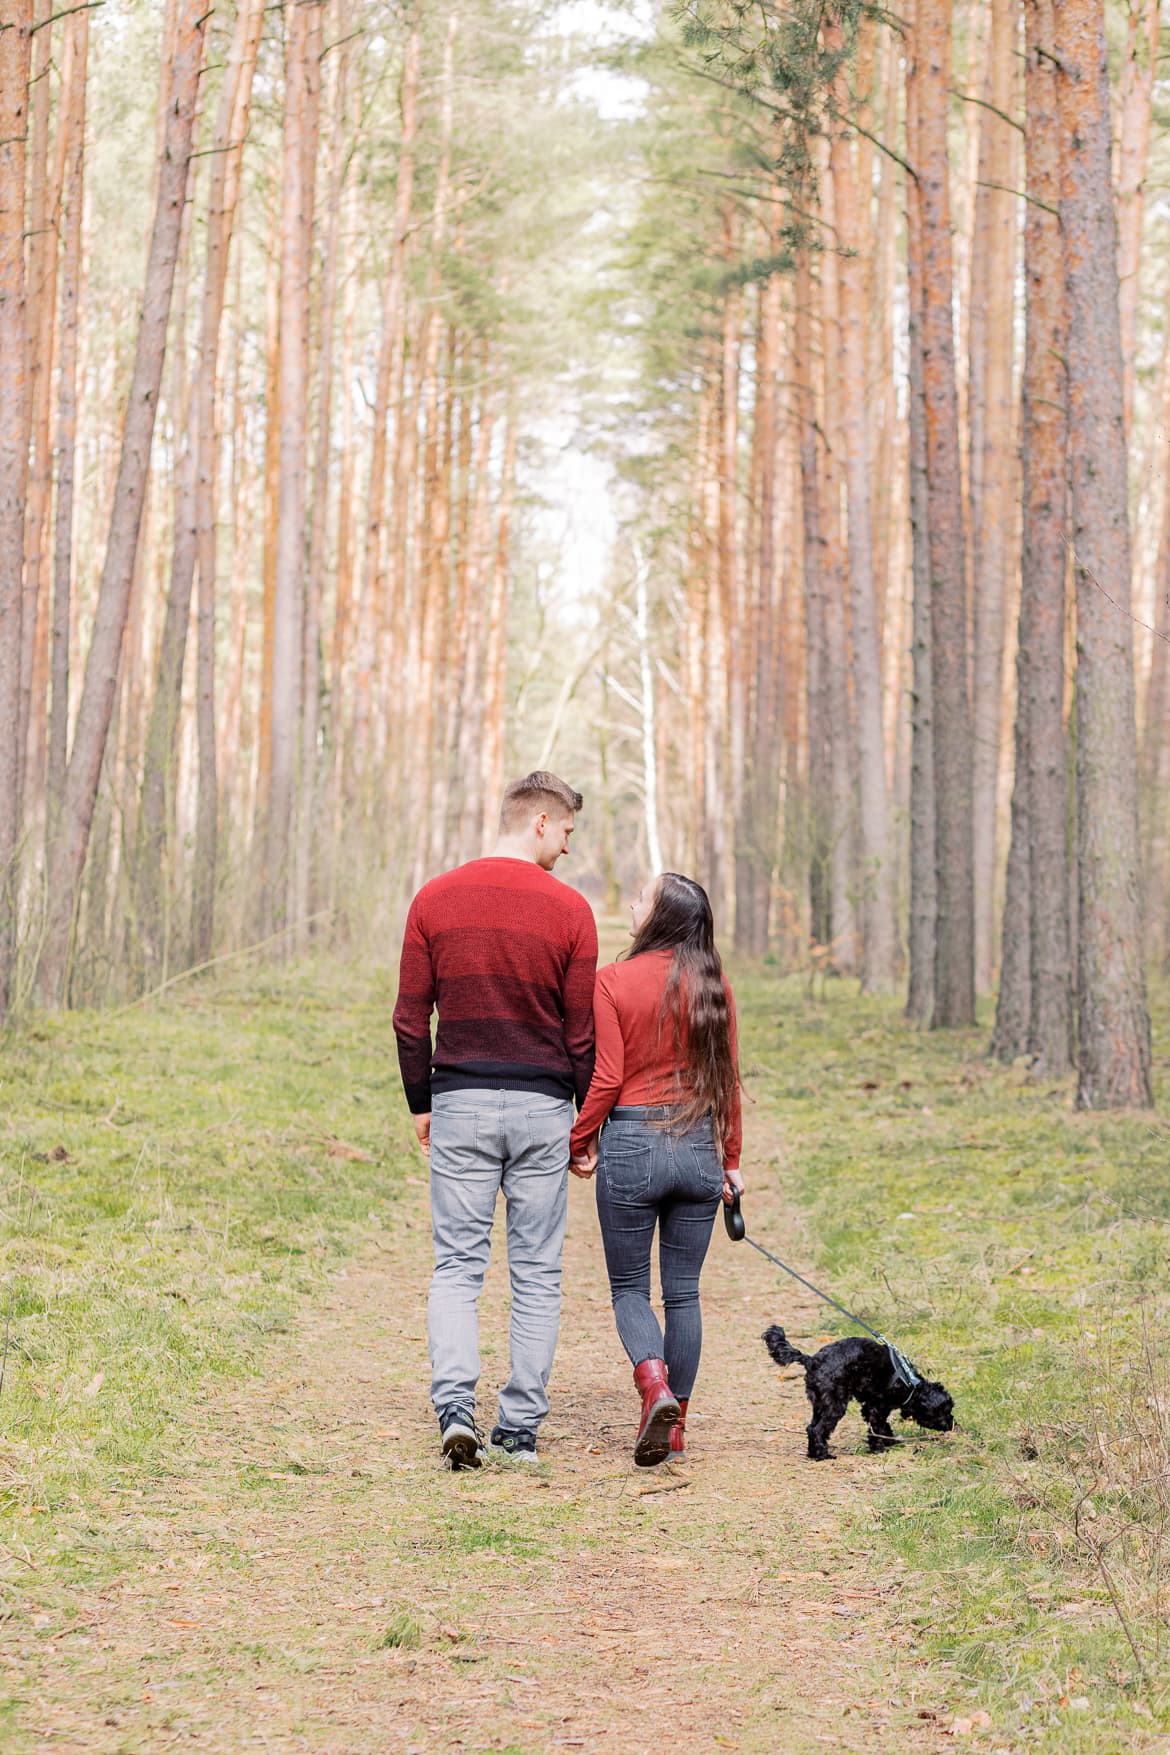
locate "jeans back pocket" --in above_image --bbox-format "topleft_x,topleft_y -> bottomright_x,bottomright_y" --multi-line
600,1130 -> 654,1200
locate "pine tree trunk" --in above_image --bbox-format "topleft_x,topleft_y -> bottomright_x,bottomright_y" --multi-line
18,0 -> 65,825
904,7 -> 936,1025
37,0 -> 208,1008
264,0 -> 321,937
47,7 -> 88,855
1057,0 -> 1152,1107
455,350 -> 496,860
993,0 -> 1071,1071
351,22 -> 418,785
827,22 -> 898,990
815,171 -> 859,975
479,403 -> 515,849
735,264 -> 781,953
968,0 -> 1019,994
1114,0 -> 1160,435
917,0 -> 975,1027
795,247 -> 831,950
192,0 -> 266,966
0,0 -> 32,1018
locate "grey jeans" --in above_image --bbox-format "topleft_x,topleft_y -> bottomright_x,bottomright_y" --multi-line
428,1088 -> 572,1434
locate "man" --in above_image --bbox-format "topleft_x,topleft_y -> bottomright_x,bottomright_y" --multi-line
393,771 -> 598,1469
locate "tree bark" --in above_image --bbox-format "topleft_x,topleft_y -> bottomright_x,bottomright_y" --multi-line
968,0 -> 1019,994
47,5 -> 88,857
264,0 -> 322,937
479,402 -> 515,850
917,0 -> 975,1027
795,246 -> 831,951
1057,0 -> 1152,1107
827,21 -> 898,990
1114,0 -> 1160,436
192,0 -> 267,966
0,0 -> 32,1017
37,0 -> 207,1007
993,0 -> 1071,1071
904,1 -> 936,1025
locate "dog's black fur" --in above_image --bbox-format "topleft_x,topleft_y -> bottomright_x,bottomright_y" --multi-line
763,1325 -> 955,1461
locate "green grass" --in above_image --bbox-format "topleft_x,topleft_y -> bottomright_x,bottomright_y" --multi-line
3,952 -> 1170,1750
0,959 -> 414,1529
735,964 -> 1170,1747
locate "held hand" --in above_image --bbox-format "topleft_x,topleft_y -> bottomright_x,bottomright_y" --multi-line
722,1164 -> 745,1206
412,1113 -> 432,1158
569,1134 -> 599,1180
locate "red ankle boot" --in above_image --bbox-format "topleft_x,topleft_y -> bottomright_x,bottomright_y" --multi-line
633,1359 -> 680,1467
669,1397 -> 689,1459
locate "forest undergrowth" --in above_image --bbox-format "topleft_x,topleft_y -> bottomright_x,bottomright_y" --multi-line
0,955 -> 1167,1749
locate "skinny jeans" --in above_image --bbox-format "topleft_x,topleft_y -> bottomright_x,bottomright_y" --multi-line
594,1106 -> 723,1400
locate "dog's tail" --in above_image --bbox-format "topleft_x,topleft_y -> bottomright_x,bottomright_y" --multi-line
762,1324 -> 811,1371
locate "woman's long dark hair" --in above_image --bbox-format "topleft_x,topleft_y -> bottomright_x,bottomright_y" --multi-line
626,873 -> 738,1147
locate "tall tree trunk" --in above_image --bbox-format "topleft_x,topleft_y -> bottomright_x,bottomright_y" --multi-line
993,0 -> 1071,1071
795,246 -> 831,950
0,0 -> 32,1017
351,22 -> 419,785
455,349 -> 496,860
917,0 -> 975,1027
47,5 -> 88,854
37,0 -> 208,1008
968,0 -> 1019,994
192,0 -> 266,966
827,21 -> 898,991
1114,0 -> 1160,436
1057,0 -> 1152,1107
480,402 -> 515,850
904,5 -> 936,1024
264,0 -> 322,937
294,11 -> 346,946
19,0 -> 64,825
735,263 -> 781,954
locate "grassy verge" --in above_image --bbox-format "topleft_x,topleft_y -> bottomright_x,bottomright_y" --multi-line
736,965 -> 1170,1750
0,961 -> 413,1533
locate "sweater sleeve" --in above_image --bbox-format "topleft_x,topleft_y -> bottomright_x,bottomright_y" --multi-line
563,900 -> 599,1110
392,894 -> 436,1114
723,982 -> 743,1171
569,969 -> 624,1154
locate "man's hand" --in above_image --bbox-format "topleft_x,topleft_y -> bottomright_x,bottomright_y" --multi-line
570,1135 -> 598,1180
412,1113 -> 432,1158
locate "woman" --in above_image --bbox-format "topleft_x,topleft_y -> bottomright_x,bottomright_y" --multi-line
569,872 -> 744,1466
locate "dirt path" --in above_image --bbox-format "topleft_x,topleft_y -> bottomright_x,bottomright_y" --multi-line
14,1116 -> 957,1754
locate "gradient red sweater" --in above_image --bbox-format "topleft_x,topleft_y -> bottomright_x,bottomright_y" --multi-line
392,857 -> 599,1115
569,949 -> 742,1169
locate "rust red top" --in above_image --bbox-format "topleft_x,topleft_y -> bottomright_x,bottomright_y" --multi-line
569,948 -> 742,1169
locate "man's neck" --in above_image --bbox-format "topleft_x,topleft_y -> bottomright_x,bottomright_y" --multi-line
486,837 -> 539,864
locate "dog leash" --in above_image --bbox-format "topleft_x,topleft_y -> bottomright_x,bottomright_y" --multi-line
723,1191 -> 921,1392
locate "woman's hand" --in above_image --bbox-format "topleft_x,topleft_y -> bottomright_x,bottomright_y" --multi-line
570,1135 -> 599,1180
722,1164 -> 745,1205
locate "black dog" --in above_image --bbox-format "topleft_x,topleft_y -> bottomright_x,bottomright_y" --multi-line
763,1325 -> 955,1461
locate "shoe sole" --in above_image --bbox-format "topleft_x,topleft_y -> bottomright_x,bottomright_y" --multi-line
634,1397 -> 680,1468
442,1429 -> 483,1470
488,1445 -> 540,1465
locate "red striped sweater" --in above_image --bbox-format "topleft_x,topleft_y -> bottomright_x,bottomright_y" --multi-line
392,857 -> 599,1114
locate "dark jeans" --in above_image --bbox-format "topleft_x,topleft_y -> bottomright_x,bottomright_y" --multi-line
594,1107 -> 723,1400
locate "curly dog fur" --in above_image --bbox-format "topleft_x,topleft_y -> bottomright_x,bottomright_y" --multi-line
763,1325 -> 955,1461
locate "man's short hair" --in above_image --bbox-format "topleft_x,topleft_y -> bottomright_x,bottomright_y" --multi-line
499,771 -> 584,832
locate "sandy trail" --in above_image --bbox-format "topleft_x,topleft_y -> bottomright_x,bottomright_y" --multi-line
14,1114 -> 955,1754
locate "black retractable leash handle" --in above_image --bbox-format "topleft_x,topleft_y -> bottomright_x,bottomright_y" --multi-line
722,1190 -> 920,1392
